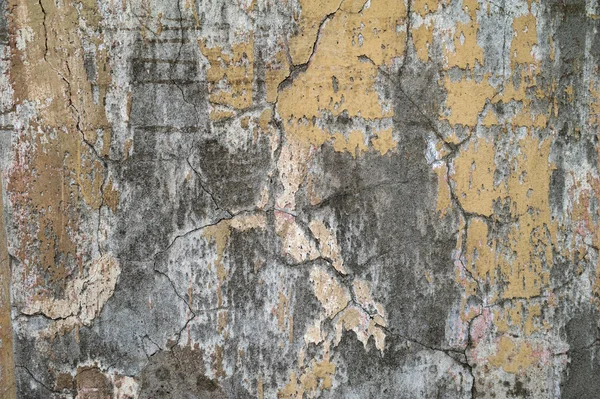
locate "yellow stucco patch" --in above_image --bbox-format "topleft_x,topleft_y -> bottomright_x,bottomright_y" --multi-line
444,76 -> 495,127
277,0 -> 406,147
446,22 -> 484,69
487,336 -> 536,374
413,0 -> 441,16
511,14 -> 538,66
452,137 -> 500,216
266,48 -> 290,103
434,162 -> 452,215
199,35 -> 254,120
279,351 -> 336,398
287,0 -> 342,65
412,22 -> 434,63
458,134 -> 555,299
371,128 -> 398,155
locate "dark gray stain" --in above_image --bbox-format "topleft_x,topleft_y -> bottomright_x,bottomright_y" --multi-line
561,307 -> 600,398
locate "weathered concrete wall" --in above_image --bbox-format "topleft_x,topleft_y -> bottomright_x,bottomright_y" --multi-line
1,0 -> 600,397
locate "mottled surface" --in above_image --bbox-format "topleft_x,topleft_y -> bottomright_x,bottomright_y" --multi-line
2,0 -> 600,398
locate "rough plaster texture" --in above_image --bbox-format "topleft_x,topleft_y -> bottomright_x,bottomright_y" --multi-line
1,0 -> 600,397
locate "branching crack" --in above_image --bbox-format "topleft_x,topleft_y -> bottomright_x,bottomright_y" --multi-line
153,268 -> 197,349
375,322 -> 467,360
358,53 -> 456,155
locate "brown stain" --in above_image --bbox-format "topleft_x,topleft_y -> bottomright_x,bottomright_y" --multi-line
6,0 -> 116,335
257,376 -> 264,399
103,178 -> 120,212
277,290 -> 290,332
0,177 -> 15,398
76,366 -> 113,399
55,372 -> 74,391
212,344 -> 226,379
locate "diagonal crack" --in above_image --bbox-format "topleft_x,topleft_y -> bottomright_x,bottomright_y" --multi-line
358,53 -> 455,154
37,0 -> 48,60
16,365 -> 58,394
186,156 -> 232,217
149,208 -> 263,263
275,0 -> 344,99
153,267 -> 197,349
